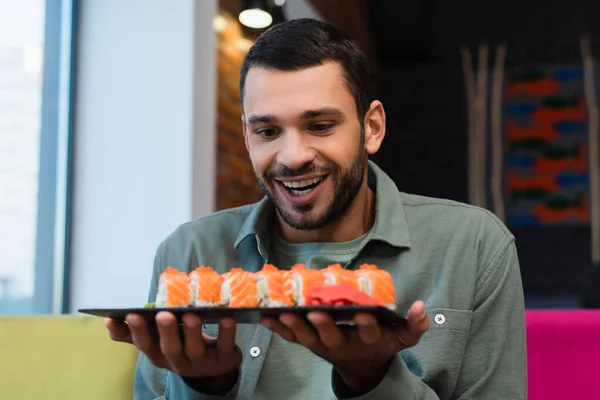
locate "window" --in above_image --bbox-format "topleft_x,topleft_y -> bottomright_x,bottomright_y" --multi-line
0,0 -> 75,314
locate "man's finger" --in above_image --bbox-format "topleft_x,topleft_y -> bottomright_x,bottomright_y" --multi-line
354,313 -> 381,344
280,313 -> 320,350
127,313 -> 166,367
182,313 -> 205,361
156,311 -> 189,370
105,318 -> 132,343
307,312 -> 344,349
260,317 -> 298,342
402,301 -> 429,347
216,317 -> 237,355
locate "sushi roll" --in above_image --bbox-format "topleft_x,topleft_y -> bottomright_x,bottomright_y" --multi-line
189,266 -> 223,306
220,268 -> 259,308
256,264 -> 293,307
355,264 -> 397,310
283,263 -> 326,306
156,266 -> 191,307
322,263 -> 359,289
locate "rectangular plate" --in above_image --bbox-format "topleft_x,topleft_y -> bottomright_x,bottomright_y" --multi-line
79,305 -> 407,326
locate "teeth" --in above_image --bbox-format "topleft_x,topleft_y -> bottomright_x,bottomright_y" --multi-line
291,188 -> 312,196
282,177 -> 323,189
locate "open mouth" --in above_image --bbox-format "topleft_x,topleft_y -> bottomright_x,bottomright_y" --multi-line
279,176 -> 326,197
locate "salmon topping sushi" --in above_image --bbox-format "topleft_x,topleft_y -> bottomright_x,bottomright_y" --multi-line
284,263 -> 326,306
189,266 -> 223,306
156,266 -> 191,307
221,268 -> 259,308
256,264 -> 293,307
322,263 -> 359,289
355,264 -> 396,310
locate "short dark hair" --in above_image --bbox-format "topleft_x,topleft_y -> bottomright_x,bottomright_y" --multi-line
239,18 -> 371,122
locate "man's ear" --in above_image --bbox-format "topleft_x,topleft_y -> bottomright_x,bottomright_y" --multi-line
363,100 -> 386,155
241,114 -> 249,152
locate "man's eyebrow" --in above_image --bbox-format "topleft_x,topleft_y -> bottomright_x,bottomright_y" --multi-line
300,108 -> 343,119
246,108 -> 343,125
246,114 -> 278,125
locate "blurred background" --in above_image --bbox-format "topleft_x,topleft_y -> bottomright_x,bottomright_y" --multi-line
1,0 -> 599,315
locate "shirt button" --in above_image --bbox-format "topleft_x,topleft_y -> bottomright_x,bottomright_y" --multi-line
250,346 -> 261,357
434,314 -> 446,325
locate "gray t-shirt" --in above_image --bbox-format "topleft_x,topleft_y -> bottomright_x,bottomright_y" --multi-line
253,231 -> 370,398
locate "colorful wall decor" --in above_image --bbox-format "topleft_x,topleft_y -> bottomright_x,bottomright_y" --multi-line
504,66 -> 590,226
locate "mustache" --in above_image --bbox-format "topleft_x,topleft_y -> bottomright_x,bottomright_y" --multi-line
264,163 -> 331,180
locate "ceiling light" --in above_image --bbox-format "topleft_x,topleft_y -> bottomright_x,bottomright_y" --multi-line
238,8 -> 272,29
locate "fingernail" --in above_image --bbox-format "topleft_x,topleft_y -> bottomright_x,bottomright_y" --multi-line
419,309 -> 427,319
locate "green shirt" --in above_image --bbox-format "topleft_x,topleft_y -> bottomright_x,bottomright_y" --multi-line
133,161 -> 527,400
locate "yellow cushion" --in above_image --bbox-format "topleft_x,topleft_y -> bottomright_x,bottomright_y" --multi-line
0,315 -> 138,400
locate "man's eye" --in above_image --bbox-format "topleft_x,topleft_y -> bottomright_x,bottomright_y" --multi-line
256,128 -> 279,138
309,124 -> 333,133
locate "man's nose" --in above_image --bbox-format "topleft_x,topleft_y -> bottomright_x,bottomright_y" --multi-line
276,131 -> 316,171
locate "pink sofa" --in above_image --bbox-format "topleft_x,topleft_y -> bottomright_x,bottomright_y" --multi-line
526,309 -> 600,399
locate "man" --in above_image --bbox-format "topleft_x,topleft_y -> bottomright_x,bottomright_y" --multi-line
106,18 -> 527,399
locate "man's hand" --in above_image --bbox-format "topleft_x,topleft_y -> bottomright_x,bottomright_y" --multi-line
260,300 -> 429,395
105,312 -> 242,394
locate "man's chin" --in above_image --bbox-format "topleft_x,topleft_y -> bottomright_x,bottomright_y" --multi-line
275,204 -> 329,231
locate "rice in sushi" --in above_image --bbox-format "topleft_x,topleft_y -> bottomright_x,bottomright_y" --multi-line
355,264 -> 396,310
322,263 -> 359,289
256,264 -> 293,307
189,266 -> 223,306
220,268 -> 259,308
156,266 -> 191,307
283,263 -> 326,306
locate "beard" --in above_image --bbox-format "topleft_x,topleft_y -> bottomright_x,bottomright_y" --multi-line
255,135 -> 367,231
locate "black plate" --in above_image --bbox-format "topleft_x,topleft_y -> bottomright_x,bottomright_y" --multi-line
79,305 -> 407,326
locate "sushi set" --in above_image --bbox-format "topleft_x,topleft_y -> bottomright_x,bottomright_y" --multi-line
79,263 -> 407,326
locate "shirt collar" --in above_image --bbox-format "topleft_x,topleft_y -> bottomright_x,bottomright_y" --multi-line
234,160 -> 411,251
367,160 -> 412,248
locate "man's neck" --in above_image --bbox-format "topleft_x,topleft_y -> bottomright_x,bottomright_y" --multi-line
275,181 -> 375,244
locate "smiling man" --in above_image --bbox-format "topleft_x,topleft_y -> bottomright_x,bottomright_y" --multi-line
106,18 -> 527,400
243,61 -> 374,243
